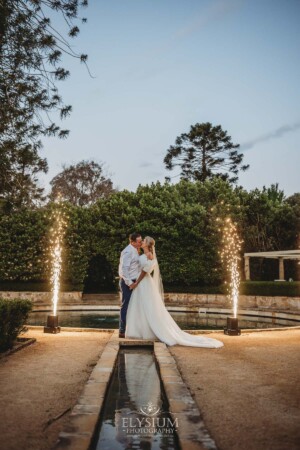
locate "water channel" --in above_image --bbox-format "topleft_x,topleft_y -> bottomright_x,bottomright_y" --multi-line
91,347 -> 180,450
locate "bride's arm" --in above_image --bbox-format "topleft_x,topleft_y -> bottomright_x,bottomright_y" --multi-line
130,270 -> 147,289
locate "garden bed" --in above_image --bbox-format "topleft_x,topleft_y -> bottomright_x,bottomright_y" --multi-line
0,337 -> 36,359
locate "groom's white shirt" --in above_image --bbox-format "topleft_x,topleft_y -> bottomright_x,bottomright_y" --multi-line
119,244 -> 140,286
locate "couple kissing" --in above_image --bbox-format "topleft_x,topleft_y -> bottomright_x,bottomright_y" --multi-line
118,233 -> 223,348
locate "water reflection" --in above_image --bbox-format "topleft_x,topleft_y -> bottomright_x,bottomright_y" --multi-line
28,311 -> 119,329
27,310 -> 298,330
93,348 -> 179,450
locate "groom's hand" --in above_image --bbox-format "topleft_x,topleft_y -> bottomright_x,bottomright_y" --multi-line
129,282 -> 137,290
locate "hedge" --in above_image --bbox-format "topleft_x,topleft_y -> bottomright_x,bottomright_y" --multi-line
164,281 -> 300,297
0,179 -> 299,290
0,281 -> 83,292
0,298 -> 32,352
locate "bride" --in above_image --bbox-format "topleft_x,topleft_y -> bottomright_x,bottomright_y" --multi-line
126,236 -> 223,348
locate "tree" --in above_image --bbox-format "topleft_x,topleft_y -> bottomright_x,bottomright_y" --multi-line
286,192 -> 300,246
263,183 -> 285,203
49,160 -> 115,206
0,143 -> 47,212
164,122 -> 249,183
0,0 -> 88,209
1,180 -> 299,289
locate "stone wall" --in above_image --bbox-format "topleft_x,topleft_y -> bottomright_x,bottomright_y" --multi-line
0,291 -> 299,312
165,293 -> 300,312
0,291 -> 82,306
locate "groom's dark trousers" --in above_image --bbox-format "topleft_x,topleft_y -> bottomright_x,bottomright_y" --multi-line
119,278 -> 136,334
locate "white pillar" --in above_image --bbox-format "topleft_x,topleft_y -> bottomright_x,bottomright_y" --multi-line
279,257 -> 285,280
244,256 -> 251,280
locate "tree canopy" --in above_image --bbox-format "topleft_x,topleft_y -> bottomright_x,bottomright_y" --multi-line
164,122 -> 249,183
0,0 -> 88,209
0,180 -> 298,289
49,160 -> 115,206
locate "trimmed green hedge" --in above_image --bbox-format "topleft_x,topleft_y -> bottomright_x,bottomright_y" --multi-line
0,180 -> 299,290
0,298 -> 33,352
164,282 -> 300,297
0,281 -> 298,297
0,281 -> 83,292
240,281 -> 300,297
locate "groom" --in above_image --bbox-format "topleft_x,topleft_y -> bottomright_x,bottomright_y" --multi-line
118,232 -> 142,338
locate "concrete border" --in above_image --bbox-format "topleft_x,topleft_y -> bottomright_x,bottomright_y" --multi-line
26,323 -> 300,335
54,330 -> 119,450
26,325 -> 115,333
155,342 -> 218,450
0,337 -> 36,359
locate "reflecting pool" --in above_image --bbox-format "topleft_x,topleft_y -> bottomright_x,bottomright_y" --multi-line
91,348 -> 180,450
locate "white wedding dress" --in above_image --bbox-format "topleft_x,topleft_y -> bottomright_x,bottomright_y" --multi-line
126,255 -> 224,348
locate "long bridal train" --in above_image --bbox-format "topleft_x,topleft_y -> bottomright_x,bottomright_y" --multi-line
126,254 -> 224,349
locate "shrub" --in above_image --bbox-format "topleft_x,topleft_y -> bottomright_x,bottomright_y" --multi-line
240,281 -> 300,297
0,280 -> 83,292
0,298 -> 32,352
164,281 -> 300,297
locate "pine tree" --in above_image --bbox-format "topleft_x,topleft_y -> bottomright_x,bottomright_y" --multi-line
164,122 -> 249,183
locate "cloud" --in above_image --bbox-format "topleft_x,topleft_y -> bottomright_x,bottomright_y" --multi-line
139,161 -> 153,168
123,0 -> 243,82
173,0 -> 242,42
240,122 -> 300,151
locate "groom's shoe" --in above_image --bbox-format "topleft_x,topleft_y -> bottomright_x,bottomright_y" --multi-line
119,332 -> 125,338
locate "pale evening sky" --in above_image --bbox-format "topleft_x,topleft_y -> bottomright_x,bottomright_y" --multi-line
40,0 -> 300,196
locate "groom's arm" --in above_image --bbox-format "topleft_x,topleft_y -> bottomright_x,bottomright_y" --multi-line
121,250 -> 135,287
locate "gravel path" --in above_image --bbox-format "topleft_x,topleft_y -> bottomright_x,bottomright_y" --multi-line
0,328 -> 111,450
1,327 -> 299,450
170,328 -> 300,450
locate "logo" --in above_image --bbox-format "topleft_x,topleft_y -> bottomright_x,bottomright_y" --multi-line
139,402 -> 161,416
120,401 -> 179,436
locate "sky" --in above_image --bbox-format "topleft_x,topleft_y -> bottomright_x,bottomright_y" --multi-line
40,0 -> 300,196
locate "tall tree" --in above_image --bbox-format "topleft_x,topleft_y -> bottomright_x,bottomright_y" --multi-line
0,0 -> 88,209
164,122 -> 249,183
263,183 -> 285,203
49,160 -> 115,206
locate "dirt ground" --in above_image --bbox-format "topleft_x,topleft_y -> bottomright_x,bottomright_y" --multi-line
170,328 -> 300,450
0,328 -> 111,450
0,328 -> 299,450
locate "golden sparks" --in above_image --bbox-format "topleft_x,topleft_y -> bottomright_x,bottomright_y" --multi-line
48,196 -> 67,316
220,217 -> 242,318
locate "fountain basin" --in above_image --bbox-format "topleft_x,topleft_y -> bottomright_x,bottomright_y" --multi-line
28,308 -> 300,331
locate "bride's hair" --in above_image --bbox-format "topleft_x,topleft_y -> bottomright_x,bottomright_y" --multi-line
144,236 -> 155,254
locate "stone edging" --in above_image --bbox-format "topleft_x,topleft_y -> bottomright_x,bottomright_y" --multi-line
155,342 -> 218,450
0,337 -> 36,359
54,331 -> 221,450
2,291 -> 300,312
54,330 -> 119,450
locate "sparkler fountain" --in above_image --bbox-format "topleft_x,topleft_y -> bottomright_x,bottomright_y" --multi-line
44,199 -> 67,334
221,217 -> 242,336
